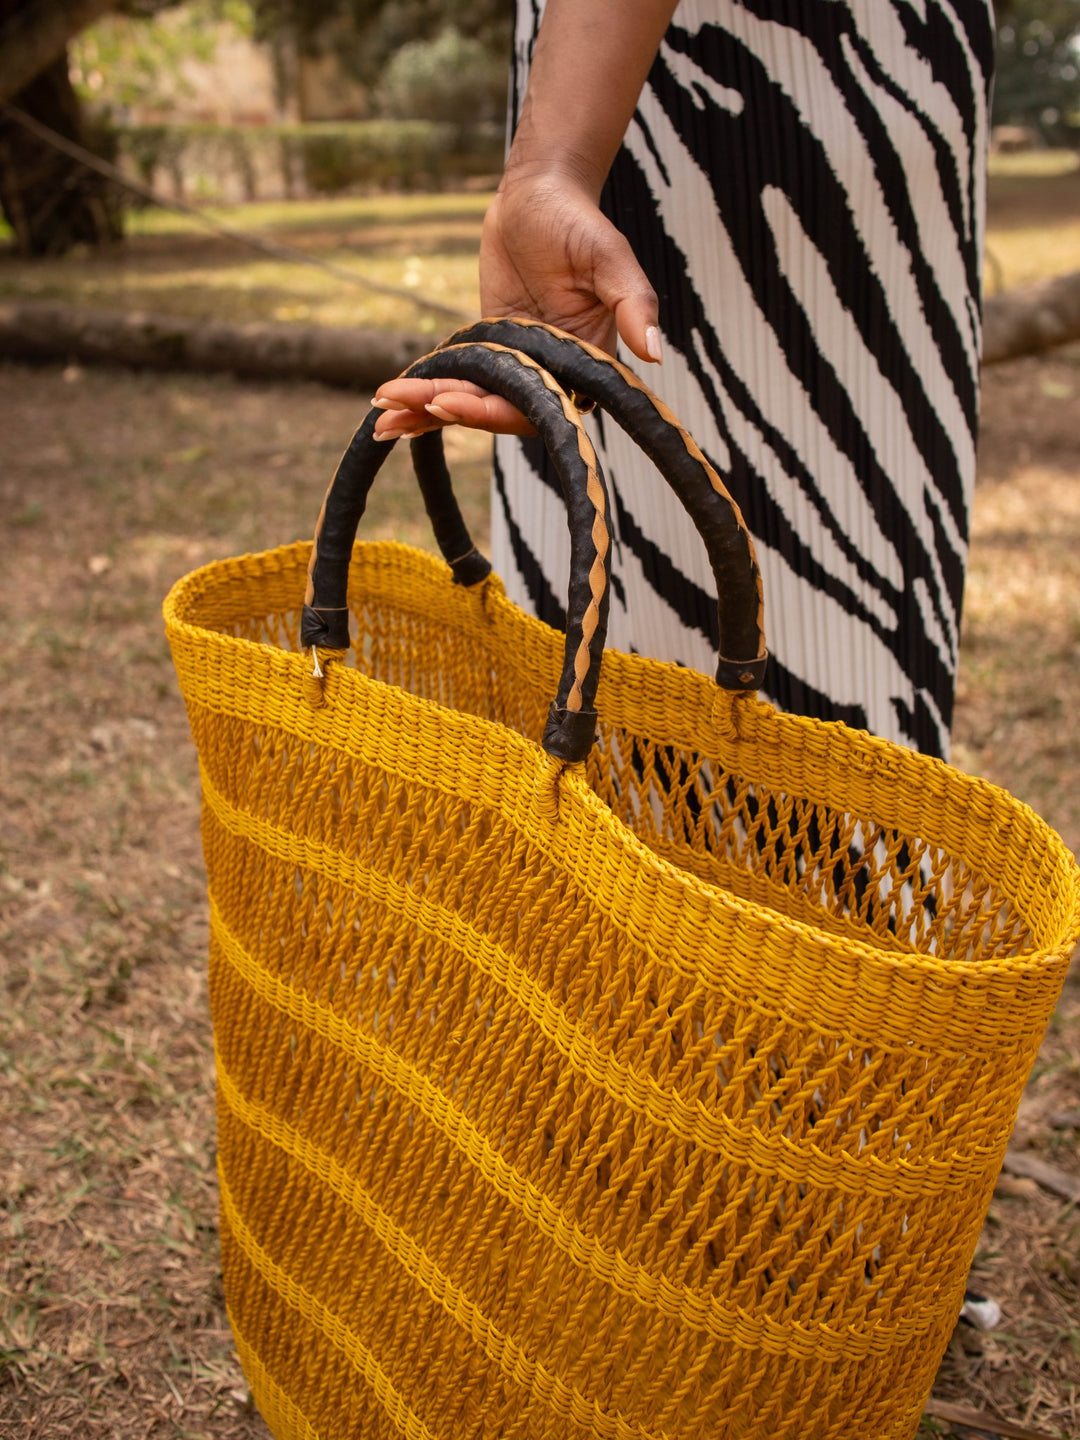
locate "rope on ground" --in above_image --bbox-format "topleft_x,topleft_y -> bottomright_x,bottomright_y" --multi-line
0,102 -> 472,325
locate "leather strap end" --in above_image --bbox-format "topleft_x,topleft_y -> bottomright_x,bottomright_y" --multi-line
715,652 -> 769,691
301,604 -> 351,650
450,548 -> 493,587
542,704 -> 598,763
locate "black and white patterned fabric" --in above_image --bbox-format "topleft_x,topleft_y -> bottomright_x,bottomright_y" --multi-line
493,0 -> 995,757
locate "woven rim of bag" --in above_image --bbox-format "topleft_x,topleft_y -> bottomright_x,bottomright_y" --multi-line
165,539 -> 1080,1063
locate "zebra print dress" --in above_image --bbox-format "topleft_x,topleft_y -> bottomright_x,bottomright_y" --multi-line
493,0 -> 995,758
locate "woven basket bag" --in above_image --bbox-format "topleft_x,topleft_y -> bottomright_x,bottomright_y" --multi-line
165,320 -> 1080,1440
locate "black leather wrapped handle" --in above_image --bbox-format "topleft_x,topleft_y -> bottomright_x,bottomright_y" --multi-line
302,341 -> 613,761
301,322 -> 768,762
440,319 -> 767,691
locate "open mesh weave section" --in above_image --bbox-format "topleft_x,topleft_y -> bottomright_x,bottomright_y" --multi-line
166,542 -> 1080,1440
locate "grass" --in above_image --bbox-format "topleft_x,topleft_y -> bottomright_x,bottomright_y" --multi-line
0,361 -> 493,1439
0,190 -> 487,334
987,149 -> 1080,179
985,148 -> 1080,291
122,190 -> 491,238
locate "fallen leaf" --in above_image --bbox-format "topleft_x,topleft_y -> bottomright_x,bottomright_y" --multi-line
1039,378 -> 1074,400
994,1172 -> 1039,1200
164,445 -> 211,465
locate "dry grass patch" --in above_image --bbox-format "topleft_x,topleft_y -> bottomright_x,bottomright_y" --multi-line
984,152 -> 1080,293
918,349 -> 1080,1440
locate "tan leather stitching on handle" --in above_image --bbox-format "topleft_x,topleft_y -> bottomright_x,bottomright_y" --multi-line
442,320 -> 767,663
435,342 -> 611,715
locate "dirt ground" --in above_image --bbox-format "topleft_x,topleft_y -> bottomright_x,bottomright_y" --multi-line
1,349 -> 1078,1440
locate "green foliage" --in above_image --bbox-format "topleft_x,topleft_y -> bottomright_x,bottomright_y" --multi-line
283,117 -> 502,191
118,118 -> 504,199
252,0 -> 511,87
373,26 -> 506,123
253,0 -> 508,48
71,2 -> 256,113
994,0 -> 1080,141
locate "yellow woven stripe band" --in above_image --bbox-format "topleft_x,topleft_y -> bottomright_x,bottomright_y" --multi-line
201,764 -> 1001,1198
209,897 -> 938,1359
230,1319 -> 326,1440
170,624 -> 1074,1053
219,1169 -> 440,1440
217,1052 -> 672,1440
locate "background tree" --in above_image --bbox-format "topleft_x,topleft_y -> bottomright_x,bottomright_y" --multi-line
373,25 -> 508,125
252,0 -> 511,92
0,0 -> 261,255
70,1 -> 254,117
0,0 -> 119,103
0,1 -> 130,255
994,0 -> 1080,143
0,0 -> 162,255
0,0 -> 510,254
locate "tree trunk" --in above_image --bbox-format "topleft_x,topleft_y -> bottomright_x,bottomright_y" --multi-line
3,277 -> 1078,388
0,52 -> 122,256
0,0 -> 118,105
0,300 -> 429,387
982,268 -> 1080,364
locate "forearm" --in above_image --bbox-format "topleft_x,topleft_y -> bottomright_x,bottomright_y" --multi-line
506,0 -> 680,199
371,1 -> 675,431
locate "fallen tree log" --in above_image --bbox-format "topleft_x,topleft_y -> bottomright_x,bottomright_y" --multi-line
0,300 -> 431,388
2,277 -> 1079,387
982,267 -> 1080,365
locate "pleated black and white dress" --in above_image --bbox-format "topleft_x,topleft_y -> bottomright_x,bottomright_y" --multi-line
493,0 -> 995,758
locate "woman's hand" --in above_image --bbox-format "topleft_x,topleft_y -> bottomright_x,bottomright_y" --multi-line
372,169 -> 662,441
373,0 -> 676,441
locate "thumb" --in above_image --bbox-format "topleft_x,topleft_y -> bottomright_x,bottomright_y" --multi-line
591,222 -> 662,365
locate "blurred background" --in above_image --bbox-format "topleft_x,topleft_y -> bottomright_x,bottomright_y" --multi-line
1,4 -> 1079,1439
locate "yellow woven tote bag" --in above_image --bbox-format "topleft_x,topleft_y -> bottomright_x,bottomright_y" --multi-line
165,320 -> 1080,1440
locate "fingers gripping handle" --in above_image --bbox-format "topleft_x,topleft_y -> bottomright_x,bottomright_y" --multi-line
441,319 -> 768,690
302,342 -> 613,762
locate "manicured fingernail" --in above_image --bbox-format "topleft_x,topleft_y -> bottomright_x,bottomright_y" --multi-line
425,403 -> 457,423
645,326 -> 663,363
376,423 -> 440,442
373,397 -> 408,411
